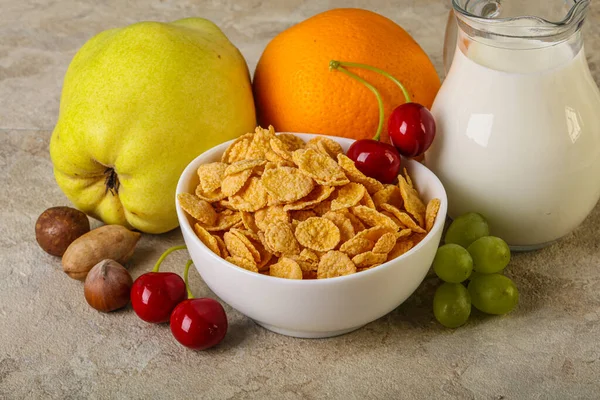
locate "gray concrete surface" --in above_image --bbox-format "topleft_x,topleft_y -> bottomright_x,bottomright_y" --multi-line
2,0 -> 600,398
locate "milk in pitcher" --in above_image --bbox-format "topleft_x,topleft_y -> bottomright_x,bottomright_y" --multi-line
426,0 -> 600,249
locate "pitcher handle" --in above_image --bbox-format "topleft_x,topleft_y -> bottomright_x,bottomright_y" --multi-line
443,9 -> 458,75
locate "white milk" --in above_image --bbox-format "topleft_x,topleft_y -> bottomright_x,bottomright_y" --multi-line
426,41 -> 600,248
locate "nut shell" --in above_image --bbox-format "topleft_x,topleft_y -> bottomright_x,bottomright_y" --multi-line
35,206 -> 90,256
84,259 -> 133,312
62,225 -> 141,280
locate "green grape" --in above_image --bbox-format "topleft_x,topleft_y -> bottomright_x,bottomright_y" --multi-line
445,212 -> 490,248
433,244 -> 473,283
468,236 -> 511,274
468,274 -> 519,315
433,282 -> 471,328
468,270 -> 488,281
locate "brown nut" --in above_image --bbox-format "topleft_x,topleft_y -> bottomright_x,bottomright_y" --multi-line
35,206 -> 90,256
62,225 -> 141,280
84,259 -> 133,312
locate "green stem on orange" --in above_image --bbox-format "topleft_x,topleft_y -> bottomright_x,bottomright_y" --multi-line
152,245 -> 188,273
334,60 -> 412,104
329,60 -> 385,141
183,259 -> 194,299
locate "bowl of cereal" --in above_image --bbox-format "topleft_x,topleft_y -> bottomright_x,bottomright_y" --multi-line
175,127 -> 447,338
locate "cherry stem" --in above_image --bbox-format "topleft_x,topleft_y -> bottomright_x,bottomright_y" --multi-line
183,259 -> 194,299
152,245 -> 187,273
330,60 -> 385,141
333,60 -> 412,104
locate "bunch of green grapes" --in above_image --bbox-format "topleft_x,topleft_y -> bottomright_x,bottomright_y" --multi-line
432,213 -> 519,328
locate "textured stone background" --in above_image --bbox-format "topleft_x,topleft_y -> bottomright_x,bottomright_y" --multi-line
1,0 -> 600,399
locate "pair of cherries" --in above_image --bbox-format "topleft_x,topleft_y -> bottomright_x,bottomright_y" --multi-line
130,245 -> 227,350
329,61 -> 436,183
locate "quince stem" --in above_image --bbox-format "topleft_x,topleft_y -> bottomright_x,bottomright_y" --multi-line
104,167 -> 120,195
183,259 -> 194,299
152,245 -> 187,273
329,60 -> 385,141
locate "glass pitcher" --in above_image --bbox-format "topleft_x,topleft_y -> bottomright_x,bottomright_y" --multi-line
425,0 -> 600,250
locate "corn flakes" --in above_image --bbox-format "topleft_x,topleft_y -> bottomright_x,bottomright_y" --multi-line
294,217 -> 341,252
360,189 -> 377,209
330,182 -> 366,211
322,211 -> 355,245
193,223 -> 220,255
261,166 -> 315,203
195,185 -> 228,202
241,211 -> 259,233
398,174 -> 426,228
204,210 -> 242,232
222,133 -> 253,164
225,159 -> 266,176
230,228 -> 261,264
223,231 -> 255,262
197,162 -> 227,193
226,256 -> 258,272
380,203 -> 426,234
403,167 -> 414,188
228,177 -> 268,212
387,240 -> 415,261
255,205 -> 289,231
245,126 -> 276,160
352,251 -> 388,269
177,193 -> 217,226
339,236 -> 374,258
265,149 -> 293,166
214,235 -> 229,258
425,198 -> 441,232
350,205 -> 399,231
283,185 -> 335,211
293,148 -> 347,184
311,200 -> 332,216
306,136 -> 344,160
354,226 -> 396,242
270,257 -> 303,280
290,248 -> 320,279
372,232 -> 397,254
269,137 -> 294,162
380,210 -> 405,230
263,221 -> 300,256
276,133 -> 307,151
290,209 -> 317,222
343,210 -> 366,233
396,228 -> 413,240
373,184 -> 403,210
317,251 -> 356,279
178,127 -> 443,279
221,169 -> 252,197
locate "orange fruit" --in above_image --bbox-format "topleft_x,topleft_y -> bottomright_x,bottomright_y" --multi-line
253,8 -> 441,143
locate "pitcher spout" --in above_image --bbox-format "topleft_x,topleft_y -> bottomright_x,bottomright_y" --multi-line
452,0 -> 589,42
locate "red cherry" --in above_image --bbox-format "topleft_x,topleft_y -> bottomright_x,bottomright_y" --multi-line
388,103 -> 436,158
131,272 -> 187,323
170,298 -> 228,350
347,139 -> 401,184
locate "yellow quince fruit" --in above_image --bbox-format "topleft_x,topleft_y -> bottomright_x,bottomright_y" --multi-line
50,18 -> 256,233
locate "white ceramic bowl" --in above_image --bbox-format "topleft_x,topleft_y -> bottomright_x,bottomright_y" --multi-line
176,133 -> 447,338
